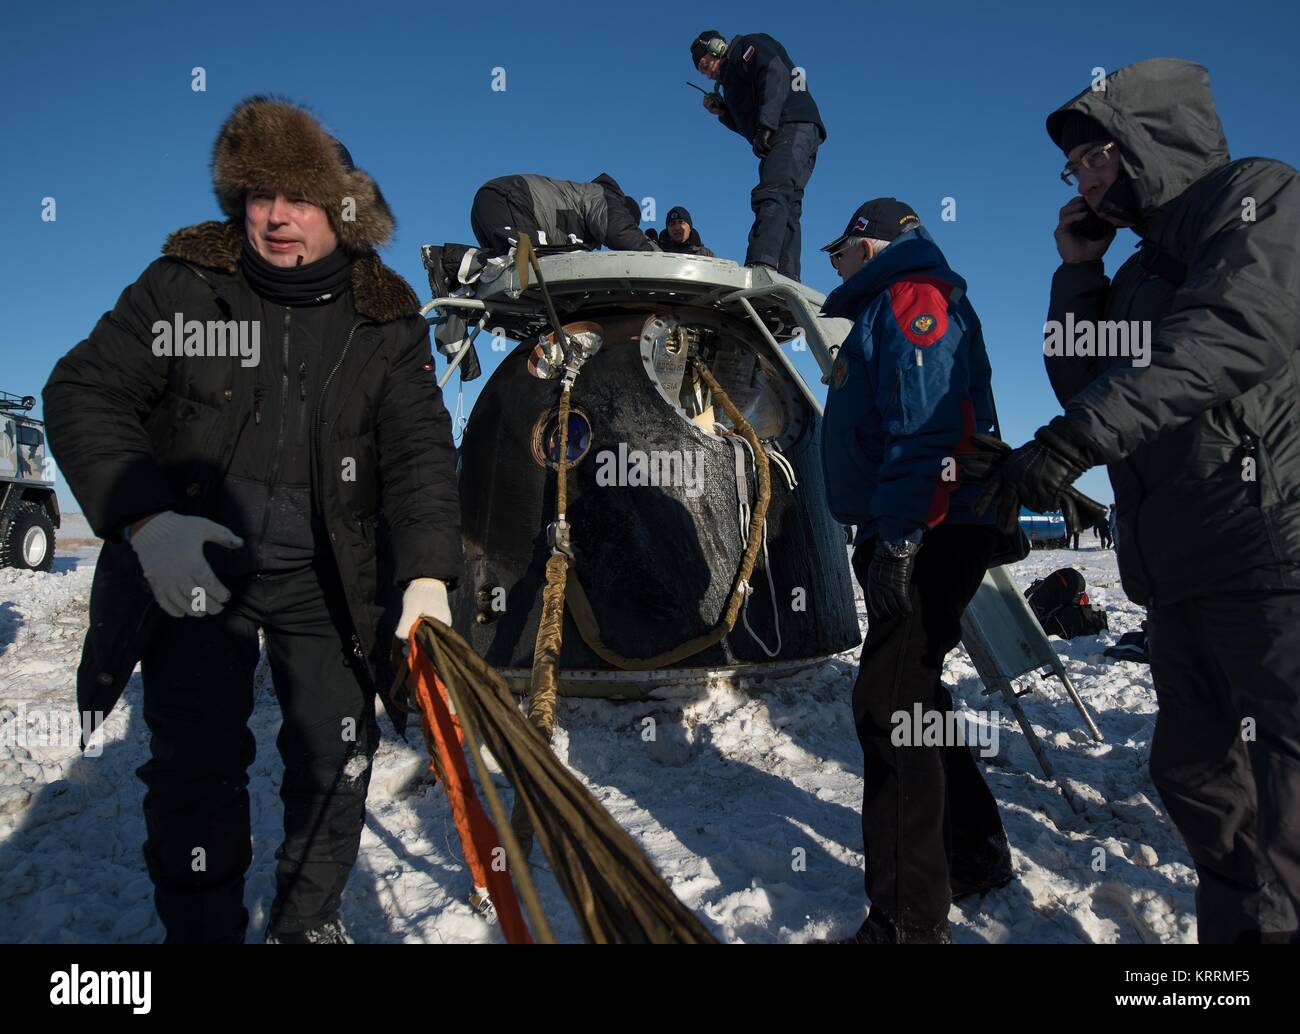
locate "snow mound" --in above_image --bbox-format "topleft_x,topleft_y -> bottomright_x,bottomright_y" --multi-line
0,544 -> 1195,943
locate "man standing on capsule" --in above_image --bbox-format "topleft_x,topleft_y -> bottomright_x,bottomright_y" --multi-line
691,28 -> 825,282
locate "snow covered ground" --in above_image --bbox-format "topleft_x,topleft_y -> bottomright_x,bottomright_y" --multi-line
0,531 -> 1195,944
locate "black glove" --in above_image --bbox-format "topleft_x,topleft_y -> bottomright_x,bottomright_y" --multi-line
1059,488 -> 1110,539
955,432 -> 1012,483
956,433 -> 1020,535
962,430 -> 1108,540
865,539 -> 920,624
992,425 -> 1090,514
752,128 -> 775,158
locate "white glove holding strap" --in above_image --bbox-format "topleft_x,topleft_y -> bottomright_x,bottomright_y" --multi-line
396,577 -> 451,643
128,511 -> 243,618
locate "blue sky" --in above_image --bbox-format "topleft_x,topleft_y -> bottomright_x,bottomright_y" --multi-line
4,0 -> 1298,512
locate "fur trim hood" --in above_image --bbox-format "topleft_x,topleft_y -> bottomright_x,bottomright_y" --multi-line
162,220 -> 421,323
212,95 -> 397,255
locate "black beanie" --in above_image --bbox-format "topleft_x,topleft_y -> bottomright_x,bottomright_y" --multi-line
691,30 -> 725,66
1056,111 -> 1109,155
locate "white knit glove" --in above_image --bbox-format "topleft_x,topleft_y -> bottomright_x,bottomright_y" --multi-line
396,578 -> 451,644
129,511 -> 243,618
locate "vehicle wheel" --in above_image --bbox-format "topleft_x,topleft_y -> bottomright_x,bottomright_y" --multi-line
0,502 -> 56,572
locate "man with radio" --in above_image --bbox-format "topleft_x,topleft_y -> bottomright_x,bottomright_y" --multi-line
691,29 -> 825,282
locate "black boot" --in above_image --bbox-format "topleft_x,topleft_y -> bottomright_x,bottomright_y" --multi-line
951,835 -> 1015,901
833,907 -> 950,944
266,917 -> 353,944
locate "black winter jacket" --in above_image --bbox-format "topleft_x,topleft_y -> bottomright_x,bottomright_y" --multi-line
1043,59 -> 1300,607
716,33 -> 826,146
657,227 -> 715,257
43,220 -> 463,730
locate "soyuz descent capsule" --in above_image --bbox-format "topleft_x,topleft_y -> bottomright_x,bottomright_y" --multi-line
425,249 -> 861,696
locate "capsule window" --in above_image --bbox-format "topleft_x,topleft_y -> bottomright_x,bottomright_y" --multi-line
530,406 -> 592,469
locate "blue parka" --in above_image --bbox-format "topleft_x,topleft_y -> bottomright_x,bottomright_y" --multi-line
819,227 -> 998,544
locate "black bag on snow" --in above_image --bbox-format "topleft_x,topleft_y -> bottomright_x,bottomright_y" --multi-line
1104,622 -> 1150,663
1026,567 -> 1109,639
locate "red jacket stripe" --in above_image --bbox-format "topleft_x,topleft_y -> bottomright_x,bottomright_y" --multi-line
924,398 -> 977,527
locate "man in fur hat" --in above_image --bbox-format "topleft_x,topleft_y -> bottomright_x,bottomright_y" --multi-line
44,96 -> 463,944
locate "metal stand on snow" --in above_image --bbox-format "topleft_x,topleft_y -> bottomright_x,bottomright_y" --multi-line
959,564 -> 1103,781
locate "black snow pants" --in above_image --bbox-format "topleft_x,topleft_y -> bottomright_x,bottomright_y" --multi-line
746,121 -> 820,281
470,181 -> 544,255
850,523 -> 1009,938
136,555 -> 378,944
1147,591 -> 1300,943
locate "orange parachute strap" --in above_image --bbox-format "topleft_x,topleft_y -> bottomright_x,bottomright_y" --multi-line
405,637 -> 535,944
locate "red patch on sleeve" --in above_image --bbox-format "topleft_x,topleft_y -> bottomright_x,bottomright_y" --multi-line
888,279 -> 950,347
924,399 -> 977,528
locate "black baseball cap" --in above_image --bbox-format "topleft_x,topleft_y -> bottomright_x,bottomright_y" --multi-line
666,206 -> 693,225
821,198 -> 921,253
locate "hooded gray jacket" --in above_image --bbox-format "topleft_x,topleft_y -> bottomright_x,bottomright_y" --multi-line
1044,59 -> 1300,607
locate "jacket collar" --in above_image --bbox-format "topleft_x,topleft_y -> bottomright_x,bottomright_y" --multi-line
820,226 -> 965,320
161,220 -> 421,323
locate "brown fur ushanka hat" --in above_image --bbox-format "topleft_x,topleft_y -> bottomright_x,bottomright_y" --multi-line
212,95 -> 396,254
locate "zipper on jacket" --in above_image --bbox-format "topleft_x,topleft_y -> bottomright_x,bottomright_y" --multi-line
1240,430 -> 1262,506
296,360 -> 308,442
256,308 -> 293,548
312,320 -> 366,507
174,260 -> 250,491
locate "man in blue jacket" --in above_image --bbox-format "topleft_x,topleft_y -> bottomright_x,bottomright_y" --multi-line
820,198 -> 1013,943
691,29 -> 825,282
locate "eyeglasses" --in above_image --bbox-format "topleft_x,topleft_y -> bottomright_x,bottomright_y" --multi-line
1060,142 -> 1117,186
829,244 -> 854,267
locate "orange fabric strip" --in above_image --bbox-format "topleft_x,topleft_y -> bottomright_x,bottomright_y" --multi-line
407,642 -> 534,944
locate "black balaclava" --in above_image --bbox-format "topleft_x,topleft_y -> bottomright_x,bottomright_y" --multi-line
1057,112 -> 1144,226
240,238 -> 353,307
